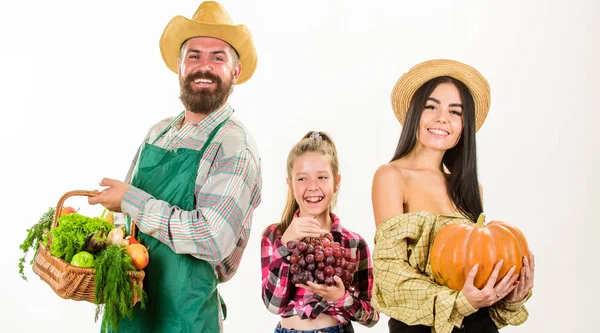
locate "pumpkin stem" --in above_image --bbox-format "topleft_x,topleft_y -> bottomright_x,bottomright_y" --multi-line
476,213 -> 486,227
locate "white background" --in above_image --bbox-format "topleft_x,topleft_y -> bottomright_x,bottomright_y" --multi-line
1,0 -> 598,332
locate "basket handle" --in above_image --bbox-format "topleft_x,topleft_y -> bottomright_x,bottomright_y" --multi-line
52,190 -> 137,238
53,190 -> 100,229
130,219 -> 138,240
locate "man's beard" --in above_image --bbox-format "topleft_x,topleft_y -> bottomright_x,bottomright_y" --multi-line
179,71 -> 234,115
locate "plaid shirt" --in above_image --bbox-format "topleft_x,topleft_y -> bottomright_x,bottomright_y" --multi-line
372,212 -> 532,333
121,104 -> 262,283
261,213 -> 379,328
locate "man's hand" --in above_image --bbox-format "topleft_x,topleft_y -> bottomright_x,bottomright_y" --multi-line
88,178 -> 130,212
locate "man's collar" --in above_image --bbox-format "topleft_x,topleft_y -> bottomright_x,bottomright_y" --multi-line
177,103 -> 233,132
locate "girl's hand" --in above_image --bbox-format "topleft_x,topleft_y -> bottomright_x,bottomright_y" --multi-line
461,260 -> 519,308
296,275 -> 346,302
281,216 -> 325,244
504,253 -> 535,303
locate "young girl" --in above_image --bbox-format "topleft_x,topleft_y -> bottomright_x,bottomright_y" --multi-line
261,131 -> 379,333
371,59 -> 535,333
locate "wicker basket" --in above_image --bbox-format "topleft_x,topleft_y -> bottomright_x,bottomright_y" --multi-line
32,190 -> 145,304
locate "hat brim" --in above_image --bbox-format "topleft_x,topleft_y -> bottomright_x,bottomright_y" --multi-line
159,15 -> 257,85
391,59 -> 490,132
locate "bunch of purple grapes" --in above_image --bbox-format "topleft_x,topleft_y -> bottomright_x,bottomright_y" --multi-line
286,233 -> 357,289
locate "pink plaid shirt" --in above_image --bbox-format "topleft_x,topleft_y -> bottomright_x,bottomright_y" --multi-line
260,213 -> 379,329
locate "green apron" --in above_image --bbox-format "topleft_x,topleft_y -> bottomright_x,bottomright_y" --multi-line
114,113 -> 228,333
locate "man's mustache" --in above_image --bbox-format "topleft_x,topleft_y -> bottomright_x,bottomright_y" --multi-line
185,71 -> 222,86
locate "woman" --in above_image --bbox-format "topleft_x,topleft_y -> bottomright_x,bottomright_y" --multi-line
371,59 -> 535,333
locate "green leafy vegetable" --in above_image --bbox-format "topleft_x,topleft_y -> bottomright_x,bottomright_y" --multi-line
50,213 -> 113,263
94,245 -> 147,332
18,207 -> 54,280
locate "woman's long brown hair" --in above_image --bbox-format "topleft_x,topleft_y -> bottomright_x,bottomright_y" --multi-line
390,76 -> 483,221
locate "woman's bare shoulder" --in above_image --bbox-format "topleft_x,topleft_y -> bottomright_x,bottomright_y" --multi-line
373,161 -> 408,185
372,162 -> 409,226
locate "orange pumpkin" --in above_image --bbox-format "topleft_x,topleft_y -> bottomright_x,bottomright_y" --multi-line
430,213 -> 530,291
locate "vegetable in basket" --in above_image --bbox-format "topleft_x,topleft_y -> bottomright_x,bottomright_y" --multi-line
18,205 -> 89,280
84,230 -> 108,254
94,245 -> 147,333
125,235 -> 141,245
18,207 -> 54,280
50,213 -> 113,263
71,251 -> 95,268
107,225 -> 129,247
125,244 -> 149,270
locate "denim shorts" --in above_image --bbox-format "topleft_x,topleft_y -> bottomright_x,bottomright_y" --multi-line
274,322 -> 345,333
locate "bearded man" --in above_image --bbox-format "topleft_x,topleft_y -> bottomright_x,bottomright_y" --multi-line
88,2 -> 262,332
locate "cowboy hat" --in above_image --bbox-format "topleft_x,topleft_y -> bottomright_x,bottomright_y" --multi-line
159,1 -> 257,84
391,59 -> 491,132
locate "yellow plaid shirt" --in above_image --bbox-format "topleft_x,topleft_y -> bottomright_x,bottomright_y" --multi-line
372,212 -> 531,333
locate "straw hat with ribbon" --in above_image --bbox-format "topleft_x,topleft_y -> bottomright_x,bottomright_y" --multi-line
159,1 -> 257,84
391,59 -> 491,132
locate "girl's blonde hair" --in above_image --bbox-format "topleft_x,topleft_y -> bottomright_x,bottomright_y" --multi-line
276,131 -> 340,234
